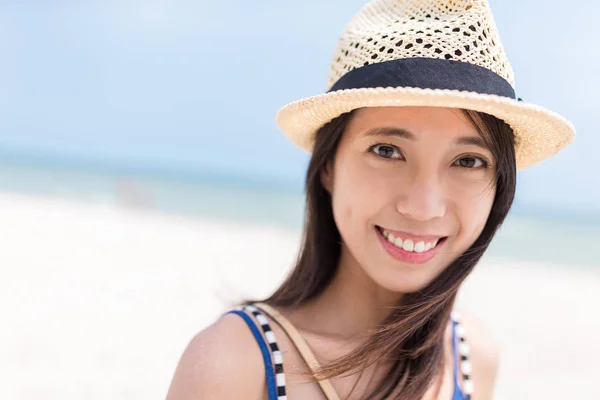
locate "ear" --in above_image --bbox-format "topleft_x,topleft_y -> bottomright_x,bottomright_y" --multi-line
320,162 -> 334,194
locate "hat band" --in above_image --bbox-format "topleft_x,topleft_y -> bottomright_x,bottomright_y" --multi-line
328,57 -> 516,99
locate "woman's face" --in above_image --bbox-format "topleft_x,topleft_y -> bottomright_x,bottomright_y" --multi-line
323,106 -> 496,293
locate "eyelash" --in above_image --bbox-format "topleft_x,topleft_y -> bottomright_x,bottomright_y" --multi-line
453,155 -> 490,169
368,143 -> 491,169
369,143 -> 404,160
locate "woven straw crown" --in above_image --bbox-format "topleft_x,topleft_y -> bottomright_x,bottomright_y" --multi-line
327,0 -> 513,90
275,0 -> 575,170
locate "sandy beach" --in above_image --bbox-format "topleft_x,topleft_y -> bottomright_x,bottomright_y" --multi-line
1,191 -> 598,400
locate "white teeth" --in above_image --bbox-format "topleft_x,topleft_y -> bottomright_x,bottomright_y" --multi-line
402,239 -> 414,252
382,229 -> 442,253
414,241 -> 425,253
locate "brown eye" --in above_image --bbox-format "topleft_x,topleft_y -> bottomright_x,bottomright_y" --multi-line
454,156 -> 486,168
371,144 -> 402,159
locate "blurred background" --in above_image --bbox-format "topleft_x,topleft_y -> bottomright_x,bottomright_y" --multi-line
0,1 -> 598,399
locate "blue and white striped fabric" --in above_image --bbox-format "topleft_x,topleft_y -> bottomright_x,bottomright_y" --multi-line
230,305 -> 473,400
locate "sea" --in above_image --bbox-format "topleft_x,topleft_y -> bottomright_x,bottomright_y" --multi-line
0,155 -> 597,268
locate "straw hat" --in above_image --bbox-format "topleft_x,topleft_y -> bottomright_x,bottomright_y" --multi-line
275,0 -> 575,170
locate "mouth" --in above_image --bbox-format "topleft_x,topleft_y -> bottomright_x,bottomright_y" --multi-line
375,226 -> 448,264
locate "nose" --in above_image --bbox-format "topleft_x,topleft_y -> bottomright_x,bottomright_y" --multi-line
395,168 -> 446,222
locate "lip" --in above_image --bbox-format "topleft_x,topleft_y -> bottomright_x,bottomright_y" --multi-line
377,227 -> 445,243
375,226 -> 447,265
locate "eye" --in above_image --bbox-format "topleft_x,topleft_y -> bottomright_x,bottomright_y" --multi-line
454,156 -> 488,169
370,144 -> 403,159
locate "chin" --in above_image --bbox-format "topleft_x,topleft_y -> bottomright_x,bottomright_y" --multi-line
370,265 -> 441,294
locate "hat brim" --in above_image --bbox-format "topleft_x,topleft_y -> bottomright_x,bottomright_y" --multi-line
275,87 -> 575,170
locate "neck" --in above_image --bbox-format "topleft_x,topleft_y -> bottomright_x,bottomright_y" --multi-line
291,243 -> 404,340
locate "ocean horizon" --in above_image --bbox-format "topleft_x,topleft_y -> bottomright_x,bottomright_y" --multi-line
0,153 -> 597,267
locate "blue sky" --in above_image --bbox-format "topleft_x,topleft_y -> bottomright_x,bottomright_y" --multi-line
0,1 -> 598,213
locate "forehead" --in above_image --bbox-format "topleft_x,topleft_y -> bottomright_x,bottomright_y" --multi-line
346,106 -> 479,138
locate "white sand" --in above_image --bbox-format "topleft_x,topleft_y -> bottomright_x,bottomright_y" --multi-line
0,192 -> 598,400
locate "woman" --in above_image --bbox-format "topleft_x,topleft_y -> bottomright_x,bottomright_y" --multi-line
166,0 -> 574,399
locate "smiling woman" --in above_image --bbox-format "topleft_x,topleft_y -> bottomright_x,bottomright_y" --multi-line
320,106 -> 509,295
165,1 -> 574,399
233,106 -> 515,399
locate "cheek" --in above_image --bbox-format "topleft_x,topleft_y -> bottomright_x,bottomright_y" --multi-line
455,184 -> 495,242
330,160 -> 391,235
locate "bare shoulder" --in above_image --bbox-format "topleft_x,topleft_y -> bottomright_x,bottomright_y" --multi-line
165,312 -> 267,400
456,309 -> 500,400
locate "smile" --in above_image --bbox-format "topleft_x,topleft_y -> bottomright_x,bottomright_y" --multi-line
380,229 -> 443,253
375,226 -> 448,264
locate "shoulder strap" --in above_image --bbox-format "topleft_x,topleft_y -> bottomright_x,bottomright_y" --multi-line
227,309 -> 280,400
253,303 -> 341,400
451,312 -> 473,399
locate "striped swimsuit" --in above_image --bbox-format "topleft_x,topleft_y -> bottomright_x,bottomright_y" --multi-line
229,304 -> 473,400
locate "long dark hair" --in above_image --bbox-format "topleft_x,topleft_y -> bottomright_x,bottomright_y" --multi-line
259,108 -> 516,399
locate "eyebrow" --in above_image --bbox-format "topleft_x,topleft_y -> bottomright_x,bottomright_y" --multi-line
364,127 -> 489,150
